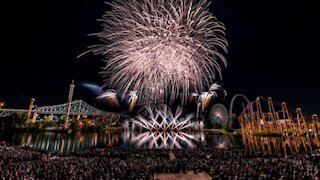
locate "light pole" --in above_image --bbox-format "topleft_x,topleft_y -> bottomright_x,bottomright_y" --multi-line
0,102 -> 4,109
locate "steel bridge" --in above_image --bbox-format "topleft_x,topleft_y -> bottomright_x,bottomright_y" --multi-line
0,100 -> 106,117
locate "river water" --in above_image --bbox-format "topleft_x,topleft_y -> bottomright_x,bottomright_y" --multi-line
0,130 -> 319,156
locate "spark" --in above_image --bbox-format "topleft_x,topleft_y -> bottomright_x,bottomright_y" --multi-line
130,131 -> 197,149
209,83 -> 221,93
132,105 -> 195,131
128,91 -> 138,112
199,92 -> 215,111
84,0 -> 228,105
97,89 -> 120,107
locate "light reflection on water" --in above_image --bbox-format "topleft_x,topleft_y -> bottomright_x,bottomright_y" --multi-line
127,131 -> 203,149
0,131 -> 234,154
0,131 -> 122,155
242,135 -> 320,157
0,130 -> 319,156
122,131 -> 236,149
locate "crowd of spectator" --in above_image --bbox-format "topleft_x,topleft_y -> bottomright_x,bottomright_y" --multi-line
0,143 -> 319,179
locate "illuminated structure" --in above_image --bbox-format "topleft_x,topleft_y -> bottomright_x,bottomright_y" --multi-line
209,103 -> 228,127
83,0 -> 228,106
239,97 -> 320,136
228,94 -> 251,128
0,100 -> 107,118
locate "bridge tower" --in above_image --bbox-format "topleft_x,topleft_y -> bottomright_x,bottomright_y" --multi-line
27,98 -> 35,122
64,80 -> 75,129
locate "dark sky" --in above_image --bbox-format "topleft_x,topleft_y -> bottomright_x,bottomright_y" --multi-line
1,0 -> 319,114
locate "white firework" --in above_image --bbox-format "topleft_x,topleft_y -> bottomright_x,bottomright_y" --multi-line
199,92 -> 215,111
128,91 -> 138,112
130,131 -> 196,149
97,89 -> 117,99
85,0 -> 228,105
136,103 -> 165,117
195,83 -> 221,118
132,105 -> 195,131
209,83 -> 221,92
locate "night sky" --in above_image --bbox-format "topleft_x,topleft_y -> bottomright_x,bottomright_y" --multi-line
1,0 -> 319,115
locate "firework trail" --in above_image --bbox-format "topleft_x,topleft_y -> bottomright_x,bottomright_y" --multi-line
132,105 -> 195,131
128,91 -> 138,112
97,89 -> 120,107
84,0 -> 228,106
209,83 -> 221,93
199,92 -> 216,111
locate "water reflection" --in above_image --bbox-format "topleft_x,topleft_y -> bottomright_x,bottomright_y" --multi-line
128,131 -> 199,149
122,131 -> 236,149
0,131 -> 238,153
2,130 -> 319,156
205,135 -> 234,149
242,135 -> 320,157
0,131 -> 121,155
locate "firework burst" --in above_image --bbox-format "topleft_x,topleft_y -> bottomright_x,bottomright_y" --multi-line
132,105 -> 195,131
97,89 -> 120,107
84,0 -> 228,105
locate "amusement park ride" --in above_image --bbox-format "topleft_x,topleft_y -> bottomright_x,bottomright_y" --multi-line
239,97 -> 320,136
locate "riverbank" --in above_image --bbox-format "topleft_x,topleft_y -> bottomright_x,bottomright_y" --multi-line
203,128 -> 242,135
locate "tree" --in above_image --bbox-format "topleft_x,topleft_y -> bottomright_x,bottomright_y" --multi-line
231,113 -> 240,129
13,112 -> 28,128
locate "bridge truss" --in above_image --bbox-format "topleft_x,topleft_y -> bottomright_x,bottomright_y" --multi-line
0,100 -> 106,117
